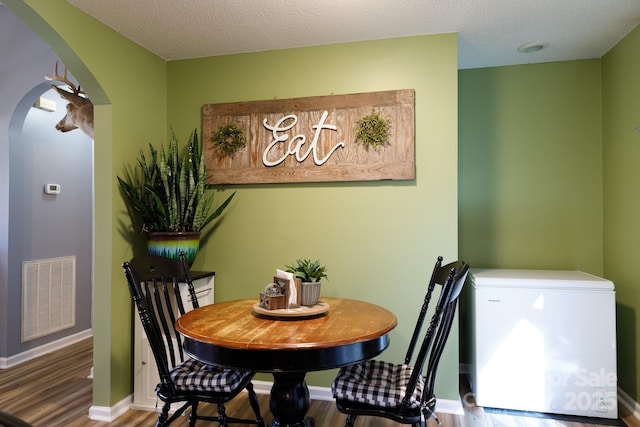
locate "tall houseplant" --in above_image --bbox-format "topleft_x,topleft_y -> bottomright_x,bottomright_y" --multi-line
118,129 -> 235,264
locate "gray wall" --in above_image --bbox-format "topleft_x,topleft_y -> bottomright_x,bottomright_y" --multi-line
1,5 -> 93,358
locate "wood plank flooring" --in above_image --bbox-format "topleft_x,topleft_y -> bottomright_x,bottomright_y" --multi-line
0,338 -> 636,427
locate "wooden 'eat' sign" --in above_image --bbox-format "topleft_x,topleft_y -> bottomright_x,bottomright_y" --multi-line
203,89 -> 415,185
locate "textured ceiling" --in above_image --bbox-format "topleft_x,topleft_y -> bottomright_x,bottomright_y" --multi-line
67,0 -> 640,69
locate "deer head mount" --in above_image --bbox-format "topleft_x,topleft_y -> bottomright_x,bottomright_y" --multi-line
45,62 -> 94,139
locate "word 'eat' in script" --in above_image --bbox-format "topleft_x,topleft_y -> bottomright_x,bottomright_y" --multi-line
262,110 -> 345,167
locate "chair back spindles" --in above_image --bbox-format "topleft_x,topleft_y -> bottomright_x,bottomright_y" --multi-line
124,253 -> 194,380
400,266 -> 456,413
423,263 -> 468,404
122,252 -> 265,427
404,256 -> 443,365
123,261 -> 174,385
333,256 -> 470,426
180,255 -> 200,310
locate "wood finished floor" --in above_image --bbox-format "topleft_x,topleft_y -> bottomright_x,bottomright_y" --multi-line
0,338 -> 637,427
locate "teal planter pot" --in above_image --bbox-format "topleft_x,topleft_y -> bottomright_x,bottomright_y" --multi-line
146,231 -> 201,265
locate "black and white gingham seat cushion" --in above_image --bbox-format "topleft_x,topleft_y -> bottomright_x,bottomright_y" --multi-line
169,358 -> 252,393
332,360 -> 425,408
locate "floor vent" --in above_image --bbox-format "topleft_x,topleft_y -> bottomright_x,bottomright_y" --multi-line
21,256 -> 76,343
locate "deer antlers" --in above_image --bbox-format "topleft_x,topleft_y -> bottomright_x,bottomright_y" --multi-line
44,61 -> 94,139
45,61 -> 85,96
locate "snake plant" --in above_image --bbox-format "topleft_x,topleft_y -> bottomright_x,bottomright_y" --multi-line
118,129 -> 235,233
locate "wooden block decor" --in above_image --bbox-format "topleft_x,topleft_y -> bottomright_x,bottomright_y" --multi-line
259,293 -> 287,310
274,276 -> 300,308
203,89 -> 415,184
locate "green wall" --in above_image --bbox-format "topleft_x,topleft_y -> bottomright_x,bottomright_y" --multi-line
167,34 -> 461,396
603,25 -> 640,400
459,60 -> 603,274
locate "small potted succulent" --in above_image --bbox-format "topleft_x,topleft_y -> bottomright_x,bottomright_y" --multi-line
285,259 -> 328,306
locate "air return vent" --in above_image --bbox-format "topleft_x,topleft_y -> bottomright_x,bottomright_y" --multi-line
22,256 -> 76,342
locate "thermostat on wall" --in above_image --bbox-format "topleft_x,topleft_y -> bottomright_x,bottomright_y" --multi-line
44,183 -> 61,195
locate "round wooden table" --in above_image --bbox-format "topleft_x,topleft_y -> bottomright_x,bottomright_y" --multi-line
175,297 -> 397,427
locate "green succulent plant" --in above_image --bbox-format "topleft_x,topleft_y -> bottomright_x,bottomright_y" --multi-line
285,259 -> 328,283
117,129 -> 235,233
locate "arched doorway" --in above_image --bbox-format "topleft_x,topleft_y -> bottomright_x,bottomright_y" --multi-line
9,81 -> 94,350
1,2 -> 111,418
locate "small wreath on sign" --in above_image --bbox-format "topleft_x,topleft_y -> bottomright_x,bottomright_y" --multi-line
212,122 -> 247,157
354,110 -> 391,150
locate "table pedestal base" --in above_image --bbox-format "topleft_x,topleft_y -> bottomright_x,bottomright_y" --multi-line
270,372 -> 312,427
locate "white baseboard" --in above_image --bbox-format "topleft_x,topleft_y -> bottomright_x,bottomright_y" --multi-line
252,380 -> 335,402
0,329 -> 93,369
252,380 -> 463,414
89,395 -> 132,422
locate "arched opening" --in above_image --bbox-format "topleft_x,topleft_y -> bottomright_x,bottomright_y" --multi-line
1,2 -> 111,416
9,81 -> 94,348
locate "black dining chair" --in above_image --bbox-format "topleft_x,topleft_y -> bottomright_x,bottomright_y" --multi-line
332,256 -> 469,427
122,253 -> 265,427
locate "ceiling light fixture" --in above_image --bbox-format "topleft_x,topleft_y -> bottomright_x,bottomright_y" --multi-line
517,41 -> 549,53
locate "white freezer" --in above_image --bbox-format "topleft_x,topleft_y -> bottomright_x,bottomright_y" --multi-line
469,269 -> 618,419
